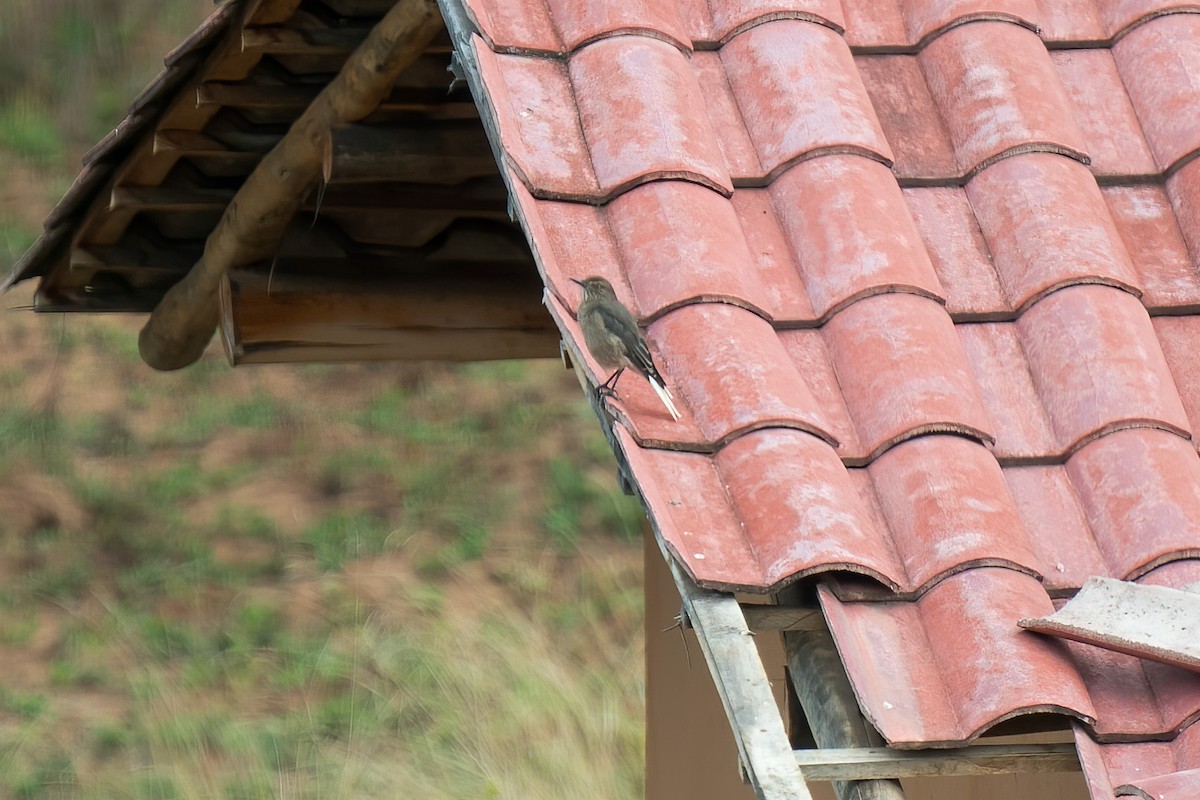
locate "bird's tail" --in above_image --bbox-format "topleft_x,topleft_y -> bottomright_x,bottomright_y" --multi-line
648,375 -> 681,421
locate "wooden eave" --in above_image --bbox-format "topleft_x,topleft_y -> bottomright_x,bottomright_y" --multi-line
3,0 -> 554,364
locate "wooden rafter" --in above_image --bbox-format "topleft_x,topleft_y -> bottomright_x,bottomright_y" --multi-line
137,0 -> 445,370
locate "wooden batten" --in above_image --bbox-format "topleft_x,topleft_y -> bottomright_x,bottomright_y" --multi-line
218,266 -> 559,364
323,122 -> 495,184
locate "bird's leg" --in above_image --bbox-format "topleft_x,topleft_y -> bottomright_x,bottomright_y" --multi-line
596,368 -> 625,399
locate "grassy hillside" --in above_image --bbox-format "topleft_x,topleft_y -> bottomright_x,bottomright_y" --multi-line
0,3 -> 645,798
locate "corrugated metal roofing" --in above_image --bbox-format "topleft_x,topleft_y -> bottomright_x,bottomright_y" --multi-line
456,1 -> 1200,796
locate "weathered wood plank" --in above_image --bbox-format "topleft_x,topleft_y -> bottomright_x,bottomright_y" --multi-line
741,606 -> 826,632
219,266 -> 557,363
794,744 -> 1080,781
666,565 -> 815,800
323,121 -> 495,184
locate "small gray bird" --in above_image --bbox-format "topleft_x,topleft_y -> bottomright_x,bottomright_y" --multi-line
572,276 -> 680,421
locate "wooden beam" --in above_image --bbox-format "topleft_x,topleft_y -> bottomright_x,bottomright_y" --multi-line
109,177 -> 509,214
241,26 -> 369,56
786,627 -> 907,800
218,266 -> 558,363
198,81 -> 455,112
741,606 -> 826,632
794,744 -> 1080,782
323,121 -> 495,184
136,0 -> 445,370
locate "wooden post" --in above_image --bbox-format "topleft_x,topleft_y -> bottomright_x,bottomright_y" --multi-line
137,0 -> 444,370
786,628 -> 907,800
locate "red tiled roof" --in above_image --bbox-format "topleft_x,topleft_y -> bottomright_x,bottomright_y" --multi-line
457,1 -> 1200,795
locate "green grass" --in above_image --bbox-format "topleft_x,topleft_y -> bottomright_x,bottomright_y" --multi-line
0,101 -> 63,164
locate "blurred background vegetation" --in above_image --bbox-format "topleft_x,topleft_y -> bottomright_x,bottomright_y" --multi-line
0,2 -> 645,797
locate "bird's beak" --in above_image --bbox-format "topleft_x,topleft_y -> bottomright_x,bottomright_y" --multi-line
570,278 -> 585,287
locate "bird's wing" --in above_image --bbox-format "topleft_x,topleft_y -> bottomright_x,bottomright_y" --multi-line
596,302 -> 658,377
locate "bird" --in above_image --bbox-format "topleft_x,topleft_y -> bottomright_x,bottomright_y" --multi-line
571,276 -> 680,421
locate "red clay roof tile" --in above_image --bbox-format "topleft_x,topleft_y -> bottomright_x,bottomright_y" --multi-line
720,21 -> 892,176
570,37 -> 733,197
901,0 -> 1041,46
1016,286 -> 1189,452
919,22 -> 1090,175
1113,14 -> 1200,170
462,0 -> 563,53
474,45 -> 599,198
856,55 -> 959,181
1035,0 -> 1108,42
865,435 -> 1040,589
1004,465 -> 1109,593
967,154 -> 1141,311
1077,722 -> 1200,800
701,0 -> 846,43
902,187 -> 1007,317
650,302 -> 839,446
1051,49 -> 1158,177
1066,430 -> 1200,580
823,294 -> 994,457
1099,1 -> 1200,40
839,0 -> 908,48
768,156 -> 943,317
542,0 -> 692,52
957,322 -> 1057,458
1067,633 -> 1200,738
1104,186 -> 1200,309
1165,158 -> 1200,259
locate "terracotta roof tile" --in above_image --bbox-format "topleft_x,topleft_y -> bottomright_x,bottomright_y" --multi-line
1016,286 -> 1189,451
1035,0 -> 1107,42
700,0 -> 846,43
570,37 -> 732,196
864,435 -> 1040,588
650,302 -> 838,446
856,54 -> 959,181
1077,721 -> 1200,800
1067,634 -> 1200,738
474,45 -> 599,198
822,293 -> 994,457
902,187 -> 1006,316
901,0 -> 1041,46
1003,465 -> 1109,592
543,0 -> 692,52
458,0 -> 1200,786
719,21 -> 892,176
1113,14 -> 1200,171
839,0 -> 908,49
1104,185 -> 1200,309
1050,48 -> 1157,177
1066,430 -> 1200,580
1165,157 -> 1200,258
957,322 -> 1057,458
463,0 -> 563,53
768,156 -> 942,317
919,22 -> 1090,175
966,154 -> 1140,310
1101,1 -> 1200,41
